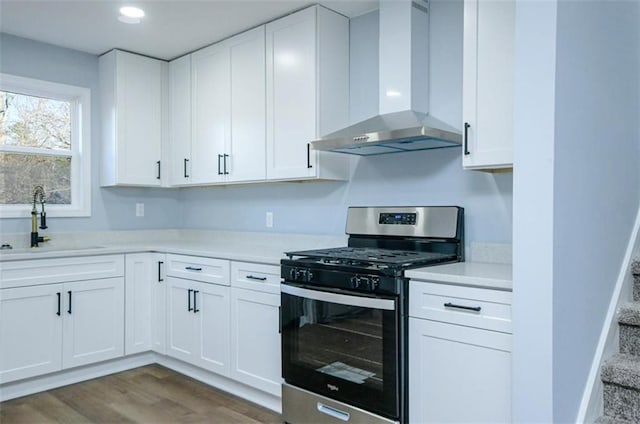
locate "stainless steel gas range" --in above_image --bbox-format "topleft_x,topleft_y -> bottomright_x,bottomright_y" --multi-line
280,206 -> 465,424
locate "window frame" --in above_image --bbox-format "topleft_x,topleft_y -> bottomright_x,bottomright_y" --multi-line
0,73 -> 91,218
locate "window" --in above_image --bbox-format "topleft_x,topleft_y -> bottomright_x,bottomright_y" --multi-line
0,74 -> 91,217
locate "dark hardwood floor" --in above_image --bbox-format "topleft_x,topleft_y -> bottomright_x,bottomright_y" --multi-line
0,365 -> 282,423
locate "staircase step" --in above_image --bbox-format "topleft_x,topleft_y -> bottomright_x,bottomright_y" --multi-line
602,354 -> 640,389
595,415 -> 635,424
619,324 -> 640,356
618,302 -> 640,326
632,260 -> 640,301
601,354 -> 640,421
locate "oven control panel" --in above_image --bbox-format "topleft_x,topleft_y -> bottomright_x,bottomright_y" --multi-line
282,263 -> 398,294
379,212 -> 416,225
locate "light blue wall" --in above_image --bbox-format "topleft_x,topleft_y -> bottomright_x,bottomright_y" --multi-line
0,2 -> 513,249
179,1 -> 513,248
512,1 -> 640,422
552,1 -> 640,421
0,33 -> 182,235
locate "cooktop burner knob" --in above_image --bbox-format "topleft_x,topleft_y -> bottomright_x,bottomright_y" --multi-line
289,268 -> 298,281
370,277 -> 380,291
350,276 -> 360,289
306,270 -> 314,282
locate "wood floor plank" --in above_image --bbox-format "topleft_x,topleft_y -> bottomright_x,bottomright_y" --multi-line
0,365 -> 282,424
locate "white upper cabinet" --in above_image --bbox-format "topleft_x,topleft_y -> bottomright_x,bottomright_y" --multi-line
100,49 -> 167,186
168,55 -> 192,186
265,6 -> 350,181
462,0 -> 515,170
189,26 -> 266,185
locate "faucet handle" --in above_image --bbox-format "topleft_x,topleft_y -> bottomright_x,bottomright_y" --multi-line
40,211 -> 47,230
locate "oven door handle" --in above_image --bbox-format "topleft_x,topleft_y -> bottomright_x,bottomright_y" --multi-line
281,284 -> 396,311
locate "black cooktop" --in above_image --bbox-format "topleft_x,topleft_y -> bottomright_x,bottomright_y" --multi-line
285,247 -> 457,269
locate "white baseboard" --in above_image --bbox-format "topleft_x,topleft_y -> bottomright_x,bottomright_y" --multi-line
0,352 -> 282,415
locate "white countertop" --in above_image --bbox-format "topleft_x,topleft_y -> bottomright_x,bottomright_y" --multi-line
0,230 -> 348,265
406,262 -> 513,291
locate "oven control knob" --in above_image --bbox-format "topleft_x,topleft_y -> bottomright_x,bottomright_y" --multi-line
289,268 -> 297,280
350,276 -> 361,289
298,269 -> 307,281
306,270 -> 314,282
370,277 -> 380,291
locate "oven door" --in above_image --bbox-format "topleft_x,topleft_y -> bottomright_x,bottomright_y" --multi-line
281,282 -> 400,420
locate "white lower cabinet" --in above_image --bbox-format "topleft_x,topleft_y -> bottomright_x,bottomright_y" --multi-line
230,261 -> 281,395
0,284 -> 64,383
409,280 -> 512,423
165,255 -> 231,377
0,274 -> 125,384
409,318 -> 511,423
62,278 -> 125,369
125,253 -> 166,355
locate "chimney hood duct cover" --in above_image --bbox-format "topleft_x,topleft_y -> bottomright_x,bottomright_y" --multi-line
311,0 -> 462,156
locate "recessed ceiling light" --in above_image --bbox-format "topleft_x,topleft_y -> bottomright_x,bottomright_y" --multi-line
118,6 -> 145,24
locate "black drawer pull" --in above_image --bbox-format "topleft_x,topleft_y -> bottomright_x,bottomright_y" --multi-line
463,122 -> 471,155
56,292 -> 61,316
444,302 -> 481,312
156,160 -> 161,179
184,158 -> 189,178
193,290 -> 199,313
246,275 -> 267,281
185,266 -> 202,271
188,289 -> 193,311
67,291 -> 72,314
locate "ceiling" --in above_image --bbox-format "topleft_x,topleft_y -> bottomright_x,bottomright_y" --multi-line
0,0 -> 378,61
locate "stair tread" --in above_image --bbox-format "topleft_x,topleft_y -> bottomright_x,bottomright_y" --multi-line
595,416 -> 635,424
618,302 -> 640,326
602,354 -> 640,389
631,259 -> 640,275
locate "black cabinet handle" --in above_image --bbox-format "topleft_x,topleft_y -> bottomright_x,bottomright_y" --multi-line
463,122 -> 470,155
56,292 -> 61,316
158,261 -> 164,282
307,143 -> 313,168
278,306 -> 282,334
185,266 -> 202,271
157,160 -> 161,179
188,289 -> 193,311
67,291 -> 72,314
223,154 -> 229,175
444,302 -> 481,312
246,275 -> 267,281
184,158 -> 189,178
217,154 -> 223,175
193,290 -> 199,313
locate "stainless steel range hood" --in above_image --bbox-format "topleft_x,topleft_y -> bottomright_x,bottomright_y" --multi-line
311,0 -> 462,156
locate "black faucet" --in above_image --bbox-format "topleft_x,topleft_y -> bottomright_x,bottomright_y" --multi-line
31,185 -> 50,247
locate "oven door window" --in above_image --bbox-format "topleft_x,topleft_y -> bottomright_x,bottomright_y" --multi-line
281,284 -> 399,419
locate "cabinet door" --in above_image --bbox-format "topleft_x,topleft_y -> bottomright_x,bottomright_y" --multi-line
462,0 -> 515,169
115,50 -> 164,185
191,42 -> 229,184
0,284 -> 63,384
266,7 -> 317,180
62,278 -> 125,369
409,318 -> 511,423
227,26 -> 267,183
195,281 -> 230,376
166,277 -> 198,362
230,287 -> 281,395
125,253 -> 165,355
169,55 -> 192,186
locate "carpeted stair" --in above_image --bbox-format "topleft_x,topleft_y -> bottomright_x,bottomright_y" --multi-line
596,260 -> 640,423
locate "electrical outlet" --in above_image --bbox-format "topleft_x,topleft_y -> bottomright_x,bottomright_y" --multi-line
136,203 -> 144,217
266,211 -> 273,228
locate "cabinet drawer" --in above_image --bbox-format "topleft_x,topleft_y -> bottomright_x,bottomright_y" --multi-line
166,254 -> 230,285
231,262 -> 280,295
0,255 -> 125,289
409,281 -> 512,333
